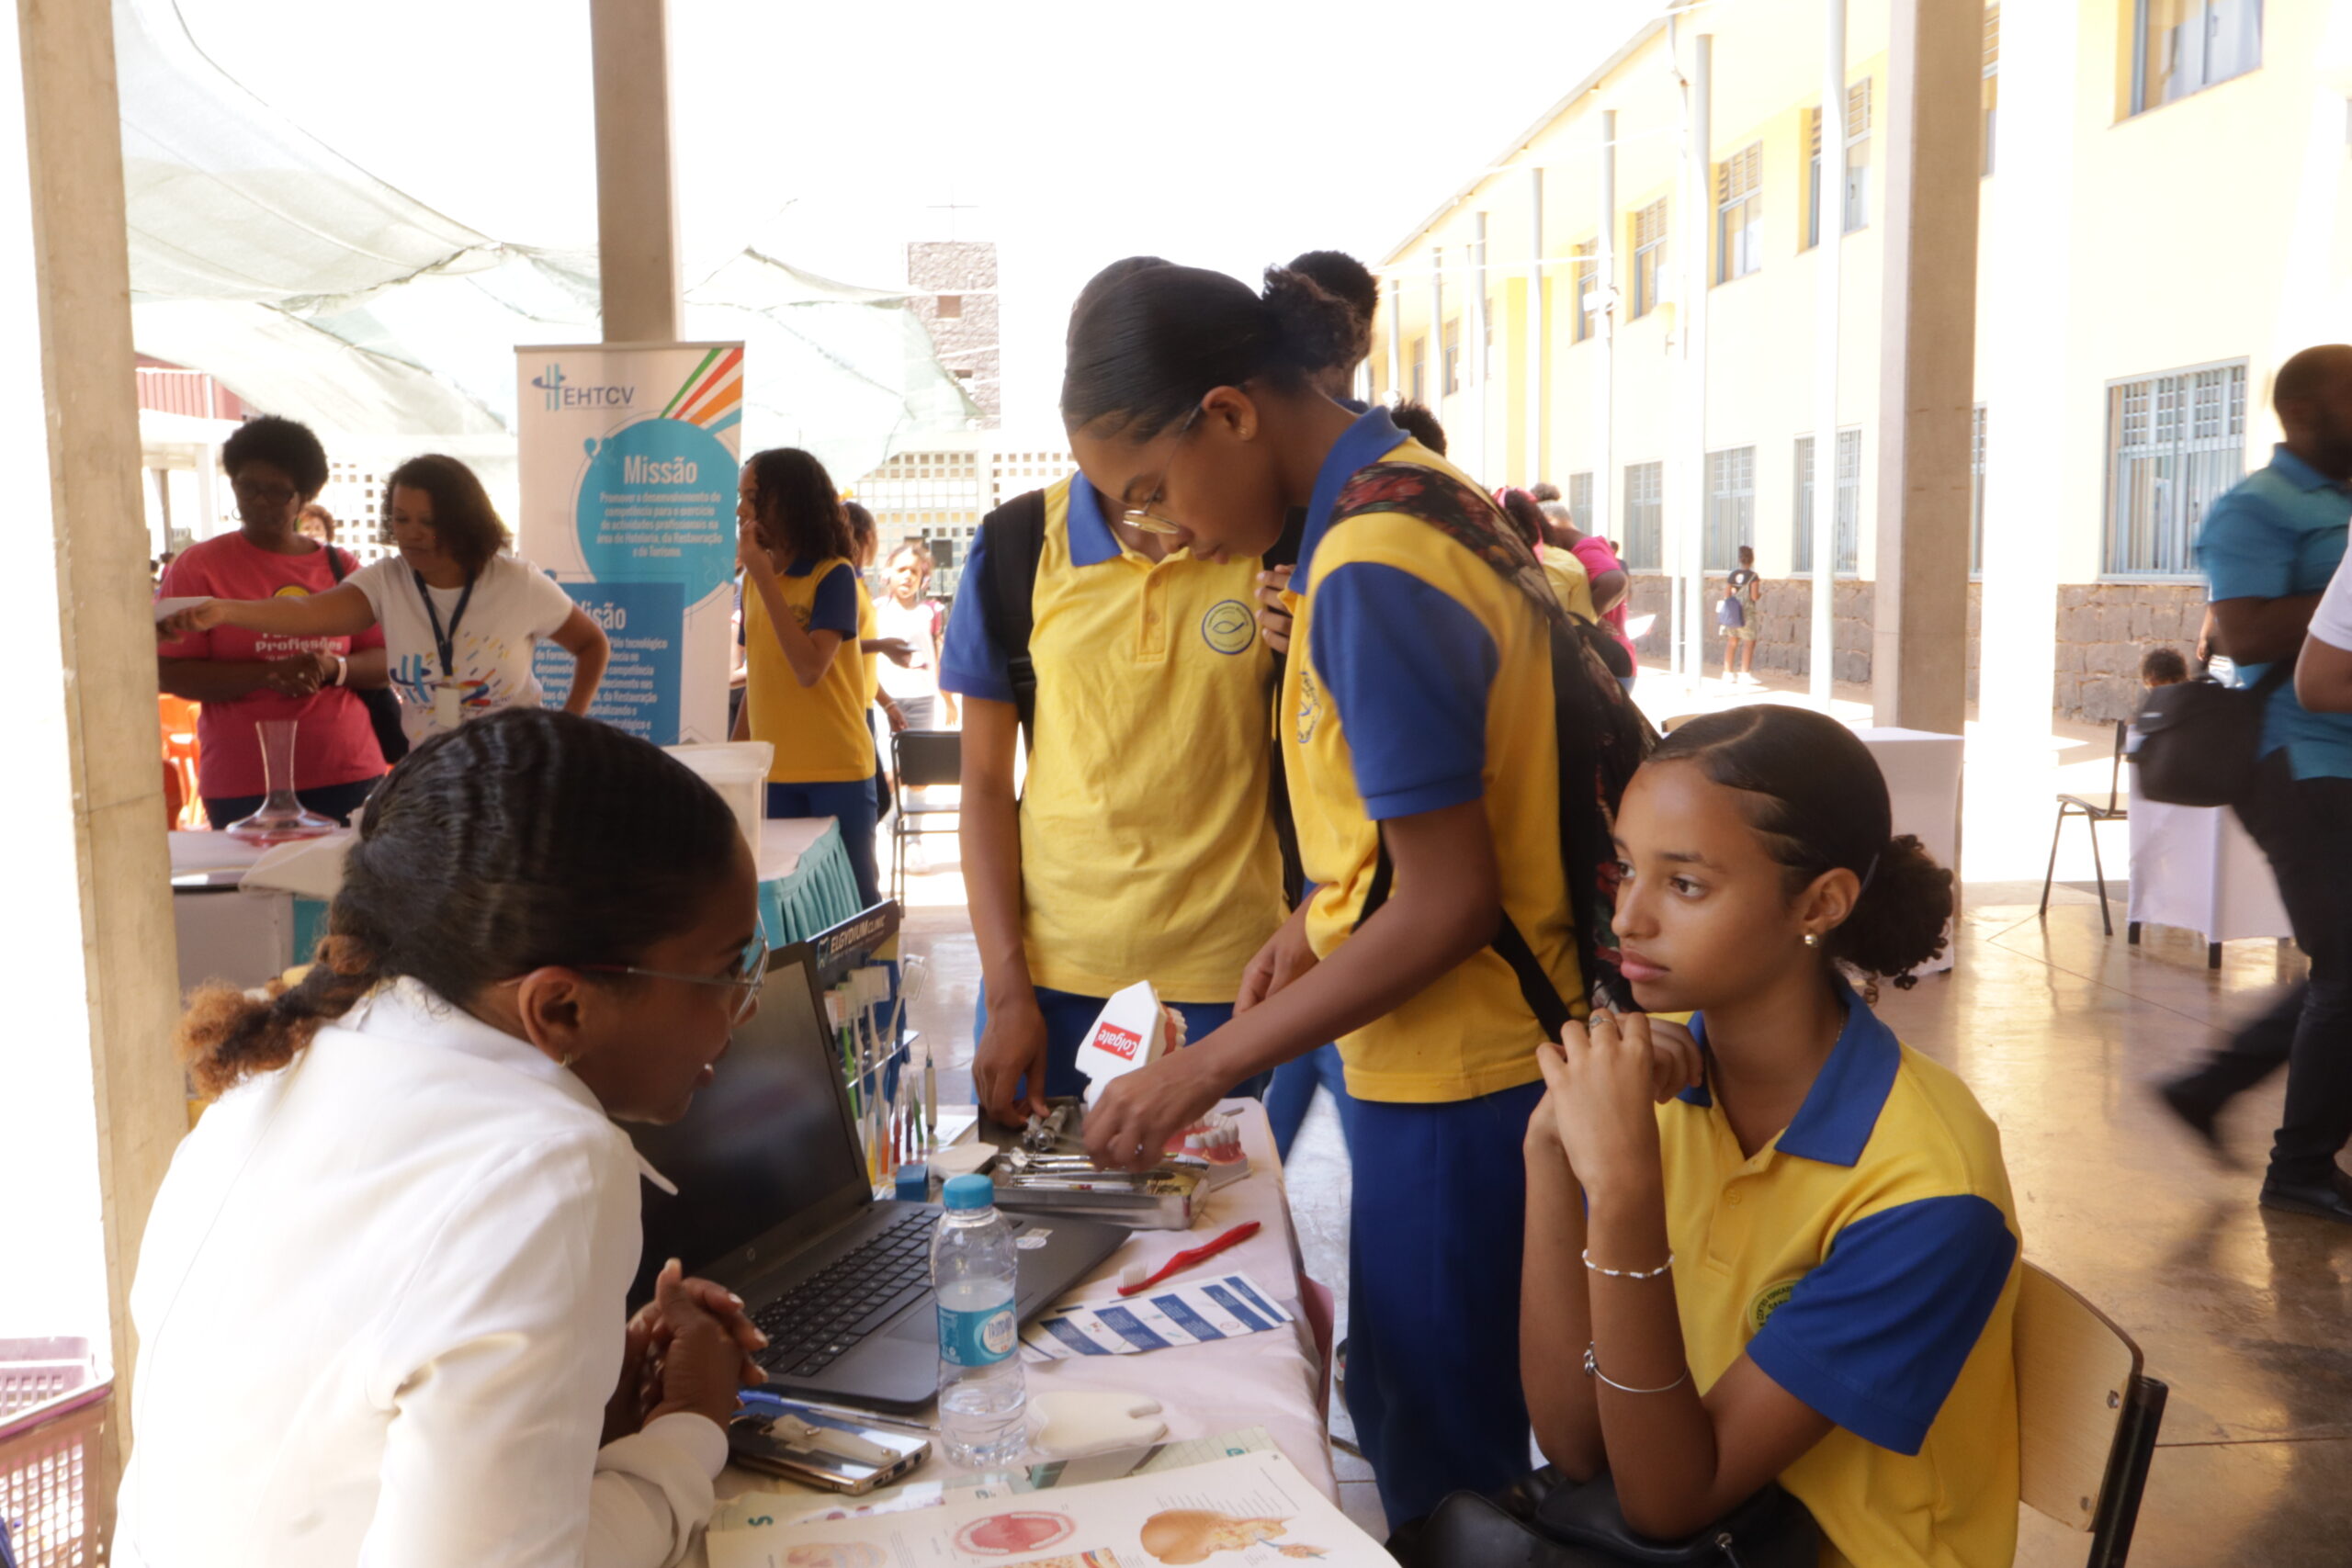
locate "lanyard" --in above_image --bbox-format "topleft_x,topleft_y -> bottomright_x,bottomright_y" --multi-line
413,569 -> 476,679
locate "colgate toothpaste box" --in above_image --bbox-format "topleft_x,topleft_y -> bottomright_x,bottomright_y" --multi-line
1075,980 -> 1168,1104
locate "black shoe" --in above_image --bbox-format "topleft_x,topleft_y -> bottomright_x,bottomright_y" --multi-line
2156,1078 -> 2245,1170
2257,1175 -> 2352,1225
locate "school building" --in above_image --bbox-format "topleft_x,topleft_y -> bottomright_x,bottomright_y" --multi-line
1363,0 -> 2349,728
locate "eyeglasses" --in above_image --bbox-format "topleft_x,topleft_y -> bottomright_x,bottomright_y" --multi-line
580,933 -> 770,1025
231,477 -> 300,507
1118,403 -> 1205,537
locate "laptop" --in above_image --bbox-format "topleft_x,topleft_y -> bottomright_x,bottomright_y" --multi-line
624,942 -> 1127,1411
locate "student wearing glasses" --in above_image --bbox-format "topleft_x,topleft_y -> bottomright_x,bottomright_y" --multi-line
942,259 -> 1291,1128
1060,261 -> 1579,1525
117,712 -> 770,1567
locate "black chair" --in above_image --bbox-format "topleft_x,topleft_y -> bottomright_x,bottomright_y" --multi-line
889,729 -> 963,904
2041,720 -> 2130,936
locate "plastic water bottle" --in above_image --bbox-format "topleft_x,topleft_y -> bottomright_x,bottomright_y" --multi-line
933,1173 -> 1026,1467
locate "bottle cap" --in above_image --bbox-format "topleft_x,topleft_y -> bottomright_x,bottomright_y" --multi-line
942,1172 -> 995,1212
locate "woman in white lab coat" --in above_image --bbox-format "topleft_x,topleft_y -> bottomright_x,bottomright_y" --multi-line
117,709 -> 771,1568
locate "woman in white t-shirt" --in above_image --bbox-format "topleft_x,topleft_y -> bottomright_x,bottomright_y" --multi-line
161,454 -> 610,744
875,540 -> 949,731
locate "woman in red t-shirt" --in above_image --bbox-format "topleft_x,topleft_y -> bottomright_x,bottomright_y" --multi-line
157,416 -> 390,826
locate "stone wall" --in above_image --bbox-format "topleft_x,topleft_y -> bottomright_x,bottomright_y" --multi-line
906,241 -> 1001,424
1623,574 -> 2199,723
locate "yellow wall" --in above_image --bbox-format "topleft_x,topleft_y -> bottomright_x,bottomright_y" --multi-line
1371,0 -> 2352,592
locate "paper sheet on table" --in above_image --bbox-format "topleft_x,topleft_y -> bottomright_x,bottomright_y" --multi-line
706,1450 -> 1385,1567
1020,1274 -> 1294,1361
237,831 -> 354,897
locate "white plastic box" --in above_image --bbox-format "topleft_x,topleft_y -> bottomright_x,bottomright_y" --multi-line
664,741 -> 774,848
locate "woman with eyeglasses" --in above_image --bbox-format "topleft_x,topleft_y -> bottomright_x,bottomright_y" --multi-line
117,710 -> 771,1567
941,258 -> 1292,1128
157,415 -> 392,826
1060,263 -> 1582,1528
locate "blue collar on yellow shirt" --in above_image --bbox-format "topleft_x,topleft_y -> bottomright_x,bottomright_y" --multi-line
1296,405 -> 1408,589
2268,445 -> 2352,495
784,556 -> 820,579
1678,976 -> 1903,1168
1067,476 -> 1125,568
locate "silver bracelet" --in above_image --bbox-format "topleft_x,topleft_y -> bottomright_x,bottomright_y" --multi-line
1584,1342 -> 1691,1395
1582,1247 -> 1673,1280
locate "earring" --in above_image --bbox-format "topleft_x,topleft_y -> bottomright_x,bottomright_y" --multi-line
560,1050 -> 579,1068
1803,932 -> 1820,949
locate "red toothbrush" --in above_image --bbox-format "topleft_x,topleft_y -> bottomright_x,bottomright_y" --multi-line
1116,1222 -> 1263,1296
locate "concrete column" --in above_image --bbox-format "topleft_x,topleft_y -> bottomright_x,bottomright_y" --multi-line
1430,245 -> 1443,415
5,0 -> 189,1516
1385,277 -> 1401,403
1526,167 -> 1545,483
1672,34 -> 1713,677
590,0 -> 681,343
1810,0 -> 1846,700
1870,0 -> 1984,734
1591,110 -> 1616,549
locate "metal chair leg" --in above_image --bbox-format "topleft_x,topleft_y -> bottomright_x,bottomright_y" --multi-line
2086,815 -> 2113,937
2209,942 -> 2222,970
2128,921 -> 2142,944
2040,804 -> 2069,919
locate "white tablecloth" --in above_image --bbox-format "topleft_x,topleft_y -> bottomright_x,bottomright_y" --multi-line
2126,775 -> 2292,950
689,1101 -> 1331,1563
1850,727 -> 1964,974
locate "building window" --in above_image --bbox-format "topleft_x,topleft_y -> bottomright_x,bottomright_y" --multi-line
2104,360 -> 2247,577
1631,201 -> 1668,320
1806,110 -> 1822,249
1792,430 -> 1861,576
1983,6 -> 2000,175
1572,241 -> 1599,342
936,294 -> 963,319
1704,446 -> 1756,571
1442,319 -> 1463,395
1623,462 -> 1664,570
1568,472 -> 1594,531
1970,405 -> 1988,575
1844,80 -> 1873,233
1716,143 -> 1763,283
2132,0 -> 2262,115
1409,337 -> 1427,403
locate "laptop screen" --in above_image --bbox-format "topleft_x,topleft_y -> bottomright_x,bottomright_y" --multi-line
625,943 -> 871,1307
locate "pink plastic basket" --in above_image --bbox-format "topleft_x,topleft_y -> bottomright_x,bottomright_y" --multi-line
0,1339 -> 105,1568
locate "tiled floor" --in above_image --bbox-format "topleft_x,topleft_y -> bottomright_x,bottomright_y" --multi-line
886,792 -> 2350,1562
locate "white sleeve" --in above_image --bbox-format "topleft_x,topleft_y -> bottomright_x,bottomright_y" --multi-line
360,1132 -> 717,1567
514,554 -> 582,639
350,556 -> 401,628
2310,549 -> 2352,652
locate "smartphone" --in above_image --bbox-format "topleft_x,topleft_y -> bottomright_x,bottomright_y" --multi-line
728,1405 -> 930,1495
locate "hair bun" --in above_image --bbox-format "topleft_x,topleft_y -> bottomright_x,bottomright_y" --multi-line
1826,833 -> 1952,990
1261,266 -> 1367,377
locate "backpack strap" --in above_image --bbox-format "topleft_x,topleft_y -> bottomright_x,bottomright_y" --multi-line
975,488 -> 1050,748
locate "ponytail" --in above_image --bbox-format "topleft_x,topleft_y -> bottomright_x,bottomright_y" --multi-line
177,936 -> 382,1099
1060,262 -> 1363,440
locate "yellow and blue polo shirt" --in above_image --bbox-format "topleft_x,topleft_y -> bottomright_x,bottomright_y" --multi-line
742,556 -> 871,784
1284,405 -> 1578,1103
1662,983 -> 2021,1568
937,477 -> 1285,1003
1539,543 -> 1598,623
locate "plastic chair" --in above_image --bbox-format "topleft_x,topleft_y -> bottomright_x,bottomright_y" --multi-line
889,729 -> 963,904
2016,1263 -> 2167,1567
2040,721 -> 2130,936
159,694 -> 201,829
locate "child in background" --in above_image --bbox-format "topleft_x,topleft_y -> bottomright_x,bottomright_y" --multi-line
2142,646 -> 2190,687
1514,705 -> 2018,1568
1720,544 -> 1762,684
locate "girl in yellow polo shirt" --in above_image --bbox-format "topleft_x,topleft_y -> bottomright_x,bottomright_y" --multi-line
1520,705 -> 2019,1568
733,447 -> 883,908
1060,262 -> 1580,1525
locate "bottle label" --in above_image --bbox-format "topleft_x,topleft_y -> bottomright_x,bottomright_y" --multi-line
938,1302 -> 1017,1367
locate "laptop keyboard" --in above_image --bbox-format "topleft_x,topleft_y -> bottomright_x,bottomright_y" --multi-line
751,1208 -> 939,1379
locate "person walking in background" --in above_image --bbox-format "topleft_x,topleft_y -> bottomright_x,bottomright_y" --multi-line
156,415 -> 390,827
161,454 -> 609,751
1720,544 -> 1762,684
876,541 -> 949,733
2141,647 -> 2190,688
1542,501 -> 1636,684
733,448 -> 886,910
2158,344 -> 2352,1224
1499,487 -> 1597,622
297,503 -> 335,546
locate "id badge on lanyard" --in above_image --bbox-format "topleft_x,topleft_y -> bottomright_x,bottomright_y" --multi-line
415,569 -> 477,729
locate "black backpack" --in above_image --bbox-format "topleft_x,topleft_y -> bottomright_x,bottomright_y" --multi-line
1328,462 -> 1657,1024
967,485 -> 1306,904
2130,663 -> 2291,807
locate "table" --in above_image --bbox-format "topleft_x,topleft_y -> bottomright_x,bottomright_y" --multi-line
2126,774 -> 2292,966
690,1101 -> 1332,1564
1849,727 -> 1964,974
170,817 -> 870,998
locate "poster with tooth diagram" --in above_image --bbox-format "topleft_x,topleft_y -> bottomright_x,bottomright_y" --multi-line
516,342 -> 745,743
707,1451 -> 1387,1568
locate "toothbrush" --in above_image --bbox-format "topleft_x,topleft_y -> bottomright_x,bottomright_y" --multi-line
1115,1222 -> 1262,1296
921,1032 -> 938,1144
